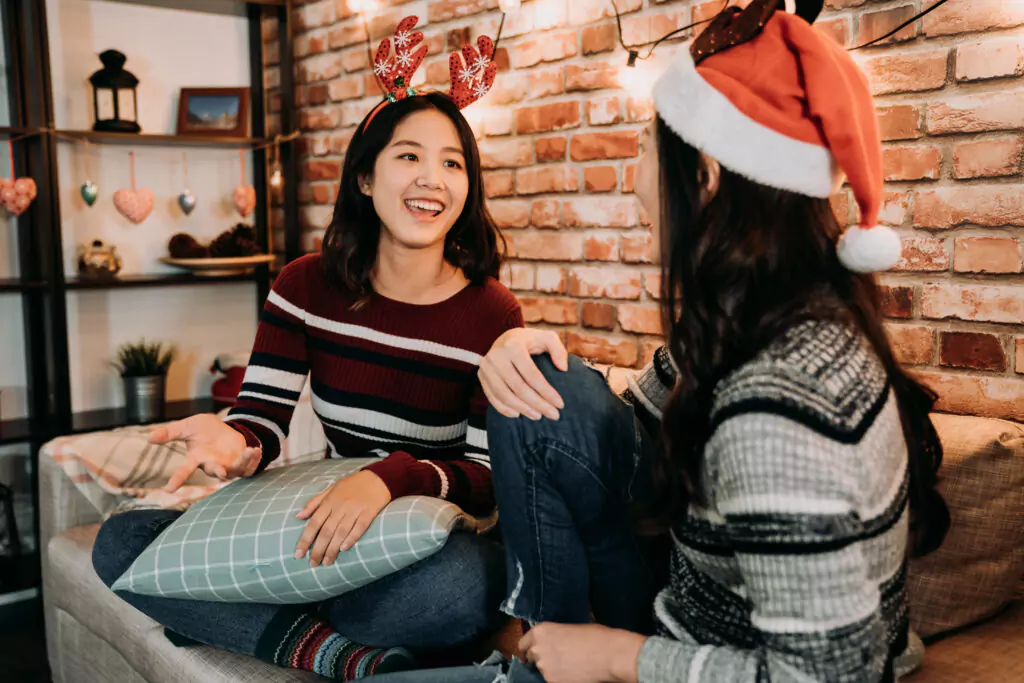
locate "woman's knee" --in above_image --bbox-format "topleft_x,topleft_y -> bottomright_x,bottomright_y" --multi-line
91,510 -> 180,587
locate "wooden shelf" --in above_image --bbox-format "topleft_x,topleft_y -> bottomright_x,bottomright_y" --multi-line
0,417 -> 33,446
0,278 -> 46,293
66,270 -> 270,291
71,397 -> 216,434
55,130 -> 271,148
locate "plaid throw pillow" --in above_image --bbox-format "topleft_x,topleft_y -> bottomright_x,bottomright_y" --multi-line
112,459 -> 471,603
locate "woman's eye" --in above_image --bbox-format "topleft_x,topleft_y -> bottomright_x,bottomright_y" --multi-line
399,153 -> 418,162
444,159 -> 463,170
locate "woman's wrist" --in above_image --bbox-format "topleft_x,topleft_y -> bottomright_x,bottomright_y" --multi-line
606,629 -> 647,683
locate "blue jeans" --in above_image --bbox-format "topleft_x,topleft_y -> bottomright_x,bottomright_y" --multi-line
92,508 -> 507,657
489,354 -> 665,632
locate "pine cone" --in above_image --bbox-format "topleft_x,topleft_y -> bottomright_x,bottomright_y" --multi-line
168,233 -> 208,258
208,231 -> 238,258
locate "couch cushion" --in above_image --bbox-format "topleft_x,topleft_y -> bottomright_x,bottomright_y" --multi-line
113,459 -> 472,603
47,524 -> 321,683
908,414 -> 1024,639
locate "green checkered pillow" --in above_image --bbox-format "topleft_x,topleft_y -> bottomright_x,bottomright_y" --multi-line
112,458 -> 470,603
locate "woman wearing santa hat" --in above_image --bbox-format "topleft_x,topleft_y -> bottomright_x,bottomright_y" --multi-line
461,2 -> 952,682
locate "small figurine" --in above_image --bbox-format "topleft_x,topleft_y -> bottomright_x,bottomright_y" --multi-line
77,239 -> 123,280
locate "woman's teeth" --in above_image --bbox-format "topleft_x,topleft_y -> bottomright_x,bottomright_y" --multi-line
405,199 -> 444,217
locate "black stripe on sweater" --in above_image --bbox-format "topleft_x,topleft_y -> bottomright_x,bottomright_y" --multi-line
306,335 -> 475,383
310,379 -> 467,427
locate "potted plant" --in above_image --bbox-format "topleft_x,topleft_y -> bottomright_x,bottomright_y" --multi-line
111,339 -> 175,423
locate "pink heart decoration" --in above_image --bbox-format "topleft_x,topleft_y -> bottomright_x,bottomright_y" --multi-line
0,177 -> 37,216
113,188 -> 155,224
233,185 -> 256,218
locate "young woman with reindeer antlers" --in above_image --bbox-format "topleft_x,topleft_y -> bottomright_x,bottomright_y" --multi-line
91,17 -> 522,681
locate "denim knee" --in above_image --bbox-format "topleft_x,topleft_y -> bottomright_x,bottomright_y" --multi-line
91,510 -> 180,587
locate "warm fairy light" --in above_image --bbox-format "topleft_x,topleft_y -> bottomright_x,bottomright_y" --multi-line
347,0 -> 379,14
618,57 -> 659,95
498,0 -> 521,12
269,163 -> 283,190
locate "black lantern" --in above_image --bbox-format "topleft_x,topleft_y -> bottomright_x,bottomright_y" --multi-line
89,49 -> 141,133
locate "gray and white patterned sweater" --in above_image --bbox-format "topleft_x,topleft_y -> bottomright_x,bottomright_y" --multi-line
622,319 -> 907,683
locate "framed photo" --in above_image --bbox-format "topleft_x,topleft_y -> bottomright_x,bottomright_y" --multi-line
176,87 -> 250,137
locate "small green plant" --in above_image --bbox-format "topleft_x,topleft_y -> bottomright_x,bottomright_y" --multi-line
111,339 -> 176,377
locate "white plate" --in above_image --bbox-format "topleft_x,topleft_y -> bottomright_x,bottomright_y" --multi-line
159,254 -> 276,277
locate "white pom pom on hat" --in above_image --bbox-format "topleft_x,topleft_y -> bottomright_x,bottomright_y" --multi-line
836,225 -> 902,273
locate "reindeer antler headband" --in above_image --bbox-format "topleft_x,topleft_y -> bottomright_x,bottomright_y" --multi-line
362,16 -> 498,131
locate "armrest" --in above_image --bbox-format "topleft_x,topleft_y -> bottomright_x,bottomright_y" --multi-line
38,444 -> 104,556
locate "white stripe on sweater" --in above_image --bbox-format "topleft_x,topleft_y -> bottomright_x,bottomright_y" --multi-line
242,364 -> 308,393
311,389 -> 468,443
223,413 -> 286,446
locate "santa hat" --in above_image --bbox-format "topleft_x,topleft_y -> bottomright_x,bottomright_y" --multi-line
652,2 -> 900,273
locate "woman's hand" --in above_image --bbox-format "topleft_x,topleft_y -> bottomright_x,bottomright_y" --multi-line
478,328 -> 568,421
294,470 -> 392,567
520,623 -> 646,683
150,414 -> 262,492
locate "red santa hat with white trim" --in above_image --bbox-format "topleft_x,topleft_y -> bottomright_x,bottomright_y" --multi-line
652,0 -> 900,273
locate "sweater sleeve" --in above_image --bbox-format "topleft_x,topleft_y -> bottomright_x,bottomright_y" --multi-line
621,345 -> 677,432
223,259 -> 311,471
363,304 -> 525,516
637,411 -> 891,683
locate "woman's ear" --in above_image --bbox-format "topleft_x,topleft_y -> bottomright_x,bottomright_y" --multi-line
358,174 -> 373,196
702,154 -> 721,201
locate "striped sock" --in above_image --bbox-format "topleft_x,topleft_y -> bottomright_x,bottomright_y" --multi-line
255,611 -> 415,680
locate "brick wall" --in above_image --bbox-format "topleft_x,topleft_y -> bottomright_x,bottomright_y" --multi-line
268,0 -> 1024,422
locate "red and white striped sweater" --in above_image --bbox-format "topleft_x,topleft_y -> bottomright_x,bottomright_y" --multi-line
225,253 -> 523,516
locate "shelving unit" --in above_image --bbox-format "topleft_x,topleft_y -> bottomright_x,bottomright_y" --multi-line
0,0 -> 301,611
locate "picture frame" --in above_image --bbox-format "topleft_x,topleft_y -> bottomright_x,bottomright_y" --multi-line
176,87 -> 250,137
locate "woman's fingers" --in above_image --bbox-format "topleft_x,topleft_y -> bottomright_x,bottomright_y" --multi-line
339,512 -> 374,553
294,507 -> 329,559
296,489 -> 328,521
533,330 -> 569,373
323,512 -> 360,566
479,368 -> 522,419
308,512 -> 347,567
511,346 -> 564,414
489,353 -> 552,420
165,458 -> 200,492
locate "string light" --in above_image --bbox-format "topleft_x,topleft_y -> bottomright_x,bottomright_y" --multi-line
269,138 -> 283,190
347,0 -> 380,13
498,0 -> 521,13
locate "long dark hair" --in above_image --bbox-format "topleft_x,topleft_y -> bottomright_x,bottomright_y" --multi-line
652,116 -> 949,557
320,92 -> 505,297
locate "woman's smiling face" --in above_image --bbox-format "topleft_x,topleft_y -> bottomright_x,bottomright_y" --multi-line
362,108 -> 470,252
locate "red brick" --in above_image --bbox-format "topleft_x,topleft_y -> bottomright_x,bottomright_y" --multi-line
509,233 -> 584,261
567,331 -> 639,368
302,159 -> 341,182
922,283 -> 1024,325
528,68 -> 565,100
915,371 -> 1024,422
516,166 -> 579,195
623,164 -> 636,193
570,0 -> 641,25
568,267 -> 642,299
512,30 -> 577,68
341,49 -> 369,73
328,77 -> 363,101
922,0 -> 1024,38
484,171 -> 515,198
952,137 -> 1022,179
425,59 -> 450,86
536,266 -> 566,293
619,304 -> 663,335
886,323 -> 934,365
956,37 -> 1024,82
856,6 -> 918,46
307,83 -> 329,106
877,105 -> 922,141
953,237 -> 1024,274
328,23 -> 366,50
299,106 -> 341,130
879,191 -> 911,226
1017,337 -> 1024,374
928,92 -> 1024,134
533,0 -> 571,30
531,200 -> 561,228
644,273 -> 662,300
428,0 -> 496,23
895,235 -> 949,272
500,263 -> 535,291
831,192 -> 850,225
587,96 -> 621,126
480,139 -> 534,169
692,0 -> 723,23
485,109 -> 514,137
914,185 -> 1024,229
516,102 -> 581,134
582,23 -> 617,55
622,230 -> 653,263
570,131 -> 639,162
940,331 -> 1007,372
883,145 -> 942,181
860,50 -> 948,95
584,166 -> 618,193
816,17 -> 851,47
490,201 -> 531,230
564,198 -> 637,228
519,297 -> 579,325
341,99 -> 375,127
585,232 -> 620,261
330,130 -> 354,155
565,62 -> 619,92
489,73 -> 528,106
310,183 -> 336,204
536,136 -> 567,162
880,283 -> 915,319
582,302 -> 617,330
625,97 -> 654,123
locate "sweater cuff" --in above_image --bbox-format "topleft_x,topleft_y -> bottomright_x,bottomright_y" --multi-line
637,636 -> 701,683
225,421 -> 262,449
363,452 -> 438,500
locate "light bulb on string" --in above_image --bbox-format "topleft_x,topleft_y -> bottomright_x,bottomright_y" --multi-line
347,0 -> 380,13
618,51 -> 659,96
498,0 -> 521,13
269,138 -> 284,190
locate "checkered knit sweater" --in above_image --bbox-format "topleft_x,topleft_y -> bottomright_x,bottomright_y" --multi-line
224,254 -> 523,516
624,320 -> 908,683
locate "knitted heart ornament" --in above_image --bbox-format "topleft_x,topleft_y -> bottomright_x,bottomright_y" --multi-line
114,152 -> 153,224
233,185 -> 256,218
0,177 -> 37,216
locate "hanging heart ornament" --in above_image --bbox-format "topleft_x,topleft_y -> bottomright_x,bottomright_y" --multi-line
0,177 -> 38,216
81,180 -> 99,207
178,189 -> 196,216
233,184 -> 256,218
113,188 -> 154,224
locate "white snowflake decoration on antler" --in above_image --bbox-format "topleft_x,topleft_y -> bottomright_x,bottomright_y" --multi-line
394,30 -> 413,49
373,59 -> 392,78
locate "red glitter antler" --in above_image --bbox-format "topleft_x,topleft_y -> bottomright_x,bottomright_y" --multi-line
372,16 -> 428,102
447,34 -> 497,110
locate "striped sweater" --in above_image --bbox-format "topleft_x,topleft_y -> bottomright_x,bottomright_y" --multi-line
624,321 -> 910,683
224,254 -> 523,516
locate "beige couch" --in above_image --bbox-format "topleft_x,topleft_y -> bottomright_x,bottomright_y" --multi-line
39,412 -> 1023,683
